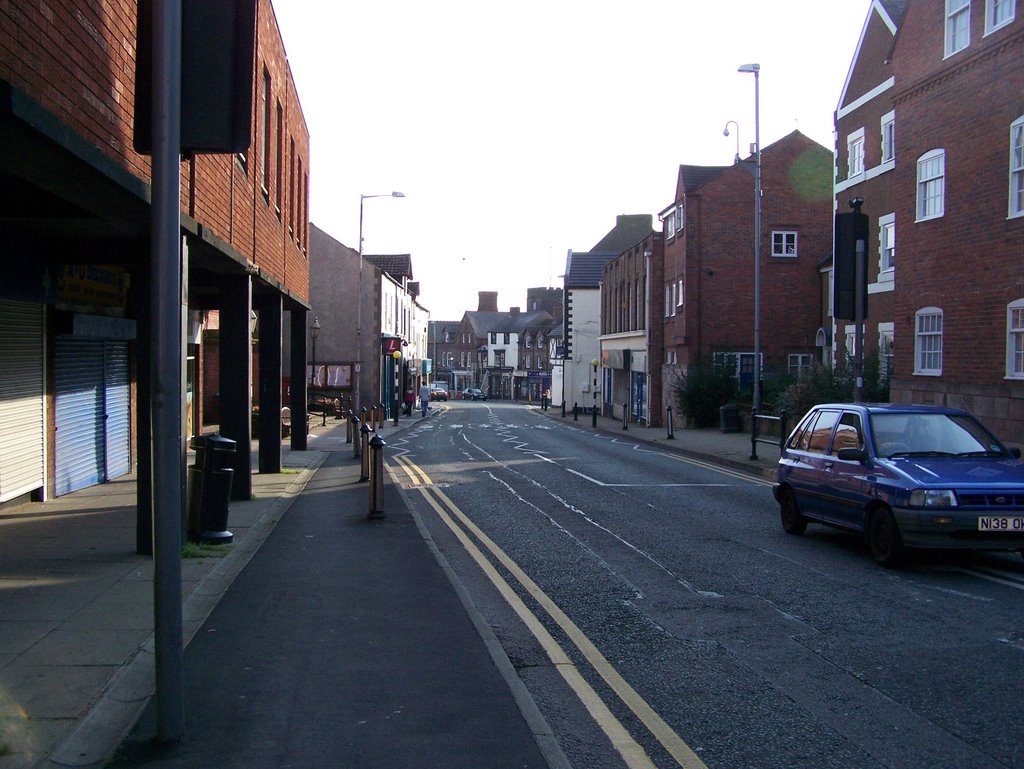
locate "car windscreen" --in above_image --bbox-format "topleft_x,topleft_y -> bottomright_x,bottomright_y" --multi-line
870,412 -> 1004,458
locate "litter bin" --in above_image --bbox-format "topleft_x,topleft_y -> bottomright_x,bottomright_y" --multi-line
720,403 -> 740,433
187,434 -> 237,544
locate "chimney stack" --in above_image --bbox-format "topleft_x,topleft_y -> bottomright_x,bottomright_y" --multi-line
478,291 -> 498,312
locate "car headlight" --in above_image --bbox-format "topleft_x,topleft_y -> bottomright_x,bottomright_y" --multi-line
909,489 -> 958,508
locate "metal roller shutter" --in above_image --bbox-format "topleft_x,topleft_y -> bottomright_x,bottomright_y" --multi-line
104,341 -> 131,480
55,338 -> 105,496
0,301 -> 45,503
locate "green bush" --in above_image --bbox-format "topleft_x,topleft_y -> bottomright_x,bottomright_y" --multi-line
775,358 -> 890,419
674,364 -> 738,428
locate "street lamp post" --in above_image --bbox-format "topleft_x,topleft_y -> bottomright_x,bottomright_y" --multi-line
310,315 -> 320,387
392,349 -> 401,426
738,62 -> 762,412
357,191 -> 405,415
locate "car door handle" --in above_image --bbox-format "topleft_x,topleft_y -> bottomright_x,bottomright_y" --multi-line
824,461 -> 834,471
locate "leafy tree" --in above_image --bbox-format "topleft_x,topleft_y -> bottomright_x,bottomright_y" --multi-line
674,364 -> 738,428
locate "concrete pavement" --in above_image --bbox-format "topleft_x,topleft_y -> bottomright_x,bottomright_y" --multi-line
0,402 -> 781,769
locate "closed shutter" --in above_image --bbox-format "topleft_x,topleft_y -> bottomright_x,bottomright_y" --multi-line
104,341 -> 131,480
0,301 -> 44,502
55,338 -> 105,496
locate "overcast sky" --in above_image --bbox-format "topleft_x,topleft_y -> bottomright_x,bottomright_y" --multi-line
272,0 -> 873,321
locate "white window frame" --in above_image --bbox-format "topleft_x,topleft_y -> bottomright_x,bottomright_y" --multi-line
879,213 -> 896,274
915,307 -> 943,375
879,323 -> 895,380
788,353 -> 813,376
917,149 -> 946,221
1007,299 -> 1024,379
986,0 -> 1014,34
946,0 -> 971,57
847,128 -> 865,179
880,111 -> 895,165
676,278 -> 684,308
664,285 -> 671,318
771,230 -> 798,257
1010,116 -> 1024,219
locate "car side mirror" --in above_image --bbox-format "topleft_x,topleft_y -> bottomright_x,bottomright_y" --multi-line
836,447 -> 867,463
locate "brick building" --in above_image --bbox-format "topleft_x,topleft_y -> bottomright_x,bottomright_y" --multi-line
599,232 -> 665,425
833,0 -> 905,378
886,0 -> 1024,442
0,2 -> 310,515
659,131 -> 833,408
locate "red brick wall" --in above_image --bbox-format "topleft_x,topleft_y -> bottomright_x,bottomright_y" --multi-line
889,2 -> 1024,438
0,0 -> 310,301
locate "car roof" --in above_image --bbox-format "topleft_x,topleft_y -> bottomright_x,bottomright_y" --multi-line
809,403 -> 971,416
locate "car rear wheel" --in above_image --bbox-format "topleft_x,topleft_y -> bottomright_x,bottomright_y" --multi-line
869,507 -> 906,568
779,489 -> 807,535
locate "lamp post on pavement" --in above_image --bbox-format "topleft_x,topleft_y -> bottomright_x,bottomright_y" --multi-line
357,191 -> 405,415
310,315 -> 320,388
738,62 -> 762,412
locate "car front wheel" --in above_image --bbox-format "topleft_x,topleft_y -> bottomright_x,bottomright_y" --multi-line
779,489 -> 807,535
868,507 -> 906,568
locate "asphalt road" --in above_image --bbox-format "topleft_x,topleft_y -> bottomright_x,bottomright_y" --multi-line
391,401 -> 1024,769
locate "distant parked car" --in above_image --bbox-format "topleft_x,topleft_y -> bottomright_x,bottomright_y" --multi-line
461,387 -> 487,401
429,383 -> 449,401
774,403 -> 1024,568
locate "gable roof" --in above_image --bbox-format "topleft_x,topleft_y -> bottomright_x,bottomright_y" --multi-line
364,254 -> 413,281
589,214 -> 655,253
564,251 -> 619,289
463,310 -> 553,338
837,0 -> 904,115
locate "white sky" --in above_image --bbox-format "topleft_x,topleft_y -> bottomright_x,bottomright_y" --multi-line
272,0 -> 872,321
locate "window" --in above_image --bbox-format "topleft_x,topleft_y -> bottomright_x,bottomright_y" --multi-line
832,412 -> 864,454
288,137 -> 295,235
676,279 -> 684,307
495,350 -> 505,367
880,215 -> 895,272
525,354 -> 532,369
772,231 -> 798,257
788,354 -> 813,376
503,333 -> 510,345
946,0 -> 971,56
260,68 -> 271,194
275,102 -> 283,213
806,410 -> 840,453
915,308 -> 943,375
986,0 -> 1014,33
490,333 -> 497,344
879,328 -> 895,380
1011,117 -> 1024,218
881,111 -> 895,164
917,150 -> 945,221
1007,300 -> 1024,378
664,285 -> 671,317
847,129 -> 865,178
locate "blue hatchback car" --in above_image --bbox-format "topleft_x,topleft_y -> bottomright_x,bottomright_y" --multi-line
773,403 -> 1024,567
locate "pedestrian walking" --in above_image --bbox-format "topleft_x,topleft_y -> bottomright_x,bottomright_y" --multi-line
419,383 -> 431,417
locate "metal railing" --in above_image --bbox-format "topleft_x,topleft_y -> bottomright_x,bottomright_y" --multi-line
750,408 -> 788,460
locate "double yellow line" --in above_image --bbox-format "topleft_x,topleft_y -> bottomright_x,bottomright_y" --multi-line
391,455 -> 709,769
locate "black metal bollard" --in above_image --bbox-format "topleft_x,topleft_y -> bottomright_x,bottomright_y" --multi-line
360,423 -> 371,480
592,403 -> 597,428
361,407 -> 368,432
622,402 -> 628,430
573,402 -> 578,421
351,415 -> 361,457
666,405 -> 675,440
367,434 -> 386,519
561,400 -> 566,418
393,397 -> 400,427
750,407 -> 759,461
346,410 -> 353,444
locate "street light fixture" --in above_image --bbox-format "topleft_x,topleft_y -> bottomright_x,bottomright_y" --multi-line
356,191 -> 405,414
723,120 -> 741,164
738,62 -> 762,412
310,315 -> 321,387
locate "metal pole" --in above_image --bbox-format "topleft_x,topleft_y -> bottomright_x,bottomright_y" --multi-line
356,197 -> 364,416
151,0 -> 184,742
359,423 -> 371,481
854,236 -> 866,402
666,404 -> 675,439
351,415 -> 361,458
622,402 -> 628,430
753,66 -> 762,413
368,434 -> 386,519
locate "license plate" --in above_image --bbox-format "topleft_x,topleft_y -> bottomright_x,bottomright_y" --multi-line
977,516 -> 1024,531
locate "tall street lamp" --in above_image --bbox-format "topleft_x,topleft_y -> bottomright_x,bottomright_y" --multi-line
310,315 -> 321,387
357,191 -> 405,415
738,62 -> 762,412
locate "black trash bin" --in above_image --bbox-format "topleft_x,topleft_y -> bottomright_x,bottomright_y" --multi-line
720,403 -> 740,433
187,434 -> 237,544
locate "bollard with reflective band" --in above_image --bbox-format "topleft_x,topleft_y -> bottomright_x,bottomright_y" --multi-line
351,416 -> 361,457
359,423 -> 371,481
367,434 -> 386,519
666,405 -> 675,440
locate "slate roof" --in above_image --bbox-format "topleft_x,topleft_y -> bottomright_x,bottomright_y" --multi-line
563,251 -> 619,289
464,310 -> 553,338
364,254 -> 413,281
680,165 -> 731,194
879,0 -> 907,23
589,214 -> 655,253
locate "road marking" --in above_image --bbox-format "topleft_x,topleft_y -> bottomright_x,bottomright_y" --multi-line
961,567 -> 1024,591
393,455 -> 710,769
